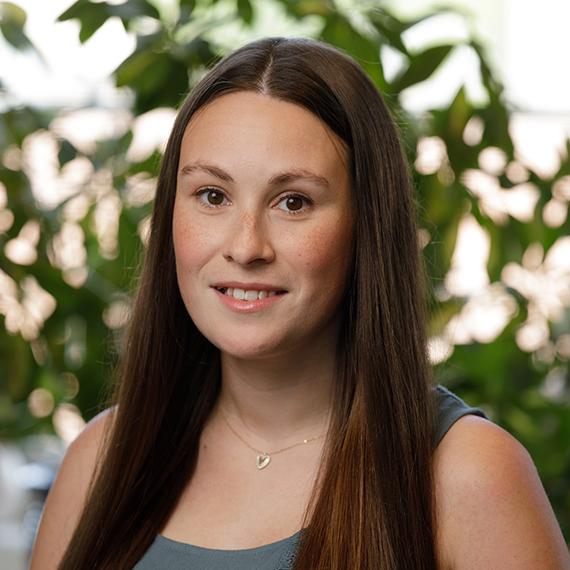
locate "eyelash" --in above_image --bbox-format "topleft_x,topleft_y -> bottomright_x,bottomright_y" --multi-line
193,187 -> 313,216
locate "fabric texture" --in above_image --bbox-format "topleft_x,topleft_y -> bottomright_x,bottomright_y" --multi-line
134,384 -> 489,569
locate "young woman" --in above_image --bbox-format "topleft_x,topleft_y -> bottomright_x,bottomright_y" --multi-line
30,36 -> 569,570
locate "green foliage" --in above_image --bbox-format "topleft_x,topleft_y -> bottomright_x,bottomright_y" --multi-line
1,0 -> 568,540
0,1 -> 32,49
57,0 -> 160,43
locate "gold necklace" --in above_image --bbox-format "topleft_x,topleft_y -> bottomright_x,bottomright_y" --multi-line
219,407 -> 326,470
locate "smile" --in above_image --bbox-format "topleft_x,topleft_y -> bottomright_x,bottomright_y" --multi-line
215,287 -> 287,301
212,287 -> 288,313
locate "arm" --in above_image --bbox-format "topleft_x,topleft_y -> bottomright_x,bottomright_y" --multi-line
28,407 -> 114,570
434,415 -> 570,570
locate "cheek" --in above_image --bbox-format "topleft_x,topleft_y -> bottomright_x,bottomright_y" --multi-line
299,217 -> 353,295
172,210 -> 212,274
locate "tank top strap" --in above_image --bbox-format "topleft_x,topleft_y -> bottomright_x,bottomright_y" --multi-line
433,384 -> 489,448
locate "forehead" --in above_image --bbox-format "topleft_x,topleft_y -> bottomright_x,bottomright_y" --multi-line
179,91 -> 349,171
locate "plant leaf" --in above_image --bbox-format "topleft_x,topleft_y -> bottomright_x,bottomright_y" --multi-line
391,44 -> 454,92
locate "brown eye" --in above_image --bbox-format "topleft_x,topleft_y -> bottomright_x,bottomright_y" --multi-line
277,193 -> 312,216
285,196 -> 303,211
196,188 -> 227,208
206,189 -> 224,205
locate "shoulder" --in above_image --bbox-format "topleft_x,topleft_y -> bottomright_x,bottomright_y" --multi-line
433,414 -> 570,570
28,406 -> 116,570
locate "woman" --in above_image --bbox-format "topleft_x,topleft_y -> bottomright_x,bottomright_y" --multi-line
30,36 -> 569,569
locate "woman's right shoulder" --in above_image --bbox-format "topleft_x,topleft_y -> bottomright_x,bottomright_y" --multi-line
28,405 -> 117,570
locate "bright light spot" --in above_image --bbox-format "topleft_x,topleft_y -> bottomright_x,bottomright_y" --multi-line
543,199 -> 567,228
543,237 -> 570,302
0,268 -> 18,308
59,156 -> 94,195
380,44 -> 407,83
126,107 -> 176,162
94,190 -> 121,259
51,108 -> 132,154
0,210 -> 14,233
417,228 -> 431,249
52,403 -> 86,445
502,237 -> 570,326
461,169 -> 507,224
0,181 -> 7,208
478,146 -> 507,175
0,0 -> 135,108
50,221 -> 87,270
445,214 -> 490,296
463,115 -> 484,146
503,183 -> 541,222
505,161 -> 529,184
62,192 -> 91,223
415,136 -> 447,175
401,12 -> 470,52
552,175 -> 570,202
461,169 -> 540,224
522,242 -> 543,271
0,272 -> 57,340
20,276 -> 57,340
138,215 -> 151,246
516,308 -> 549,352
4,220 -> 40,265
444,282 -> 518,344
5,239 -> 36,266
125,173 -> 156,207
509,113 -> 566,179
22,129 -> 63,209
427,335 -> 454,364
21,129 -> 95,211
63,267 -> 89,288
28,388 -> 55,418
103,298 -> 131,329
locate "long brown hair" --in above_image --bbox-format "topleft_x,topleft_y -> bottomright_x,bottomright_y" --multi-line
60,36 -> 438,569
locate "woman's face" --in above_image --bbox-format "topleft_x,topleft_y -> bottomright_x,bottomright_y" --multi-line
173,91 -> 353,359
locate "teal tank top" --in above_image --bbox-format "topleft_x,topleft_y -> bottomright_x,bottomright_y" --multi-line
134,384 -> 489,569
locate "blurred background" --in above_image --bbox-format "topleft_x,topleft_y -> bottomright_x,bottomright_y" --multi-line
0,0 -> 569,567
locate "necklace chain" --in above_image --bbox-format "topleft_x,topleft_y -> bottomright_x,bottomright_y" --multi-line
219,407 -> 326,470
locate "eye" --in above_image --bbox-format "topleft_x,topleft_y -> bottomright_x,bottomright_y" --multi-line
193,188 -> 312,216
195,187 -> 229,208
276,193 -> 312,216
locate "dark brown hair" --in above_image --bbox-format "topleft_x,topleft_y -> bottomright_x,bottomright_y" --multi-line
60,36 -> 438,569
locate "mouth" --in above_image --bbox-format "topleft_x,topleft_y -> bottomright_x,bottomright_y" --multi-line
214,286 -> 287,297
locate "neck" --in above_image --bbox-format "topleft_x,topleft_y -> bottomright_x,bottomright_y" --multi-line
211,346 -> 336,448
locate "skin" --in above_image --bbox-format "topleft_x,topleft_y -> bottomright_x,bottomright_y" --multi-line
173,90 -> 354,445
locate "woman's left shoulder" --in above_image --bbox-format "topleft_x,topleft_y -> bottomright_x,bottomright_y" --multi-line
433,414 -> 570,570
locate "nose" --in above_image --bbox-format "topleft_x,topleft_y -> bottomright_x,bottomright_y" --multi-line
222,211 -> 276,265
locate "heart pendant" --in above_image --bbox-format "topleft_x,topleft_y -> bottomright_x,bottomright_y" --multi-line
256,453 -> 270,470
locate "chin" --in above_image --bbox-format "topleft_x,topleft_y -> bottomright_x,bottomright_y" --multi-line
212,336 -> 289,360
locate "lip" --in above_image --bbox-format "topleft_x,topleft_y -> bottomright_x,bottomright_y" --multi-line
212,287 -> 287,314
210,281 -> 287,292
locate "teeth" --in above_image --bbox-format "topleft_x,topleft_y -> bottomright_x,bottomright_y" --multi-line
244,290 -> 258,301
220,287 -> 280,301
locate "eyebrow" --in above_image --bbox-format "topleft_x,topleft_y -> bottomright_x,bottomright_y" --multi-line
179,162 -> 330,190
